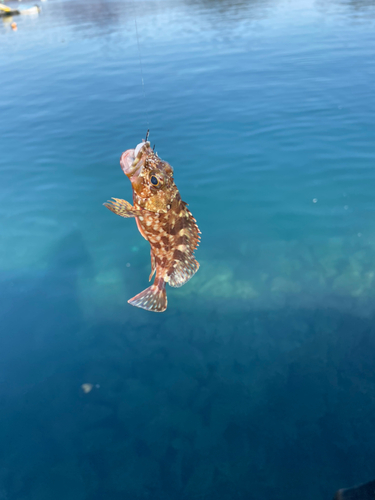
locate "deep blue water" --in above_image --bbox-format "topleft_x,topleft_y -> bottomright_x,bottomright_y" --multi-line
2,0 -> 375,498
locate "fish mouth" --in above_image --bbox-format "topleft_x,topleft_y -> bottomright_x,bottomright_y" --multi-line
120,149 -> 136,176
120,141 -> 150,177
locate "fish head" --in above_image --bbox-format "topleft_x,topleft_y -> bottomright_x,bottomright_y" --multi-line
120,141 -> 176,213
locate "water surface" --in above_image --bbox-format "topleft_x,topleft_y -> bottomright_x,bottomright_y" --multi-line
1,0 -> 375,498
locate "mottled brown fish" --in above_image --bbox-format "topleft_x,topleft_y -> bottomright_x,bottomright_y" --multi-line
104,138 -> 200,312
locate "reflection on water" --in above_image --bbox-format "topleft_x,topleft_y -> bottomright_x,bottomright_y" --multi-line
317,0 -> 375,19
182,0 -> 273,19
341,0 -> 375,12
55,0 -> 179,34
1,0 -> 375,498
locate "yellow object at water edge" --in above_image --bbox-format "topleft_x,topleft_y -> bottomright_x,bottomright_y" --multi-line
0,4 -> 11,12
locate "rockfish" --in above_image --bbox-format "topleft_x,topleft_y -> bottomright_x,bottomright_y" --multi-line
104,138 -> 200,312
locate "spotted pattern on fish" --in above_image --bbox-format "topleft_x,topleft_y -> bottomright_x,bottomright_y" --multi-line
104,139 -> 200,312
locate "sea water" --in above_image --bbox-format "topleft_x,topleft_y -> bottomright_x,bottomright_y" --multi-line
1,0 -> 375,498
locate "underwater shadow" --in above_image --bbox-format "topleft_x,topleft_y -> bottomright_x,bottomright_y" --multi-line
0,231 -> 94,500
1,252 -> 375,500
18,302 -> 375,500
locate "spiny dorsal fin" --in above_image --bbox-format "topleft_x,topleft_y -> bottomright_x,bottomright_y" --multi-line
165,199 -> 200,288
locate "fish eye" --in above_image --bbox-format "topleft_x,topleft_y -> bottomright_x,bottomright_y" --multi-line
150,175 -> 159,186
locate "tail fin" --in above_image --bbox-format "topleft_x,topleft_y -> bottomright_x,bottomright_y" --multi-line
128,280 -> 167,312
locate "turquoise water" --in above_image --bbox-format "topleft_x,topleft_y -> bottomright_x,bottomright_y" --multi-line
1,0 -> 375,498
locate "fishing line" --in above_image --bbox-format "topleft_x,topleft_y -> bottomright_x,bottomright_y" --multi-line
134,18 -> 149,129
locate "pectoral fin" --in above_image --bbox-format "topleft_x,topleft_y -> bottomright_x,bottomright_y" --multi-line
104,198 -> 142,218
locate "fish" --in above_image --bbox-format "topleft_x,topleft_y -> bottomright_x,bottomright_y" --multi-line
104,137 -> 200,312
